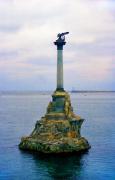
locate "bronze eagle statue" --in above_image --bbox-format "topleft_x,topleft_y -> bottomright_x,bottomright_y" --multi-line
57,32 -> 69,41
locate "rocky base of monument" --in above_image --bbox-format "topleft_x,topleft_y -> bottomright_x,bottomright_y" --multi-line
19,90 -> 90,153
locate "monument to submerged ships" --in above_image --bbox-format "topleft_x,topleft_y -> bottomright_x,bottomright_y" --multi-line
19,32 -> 90,153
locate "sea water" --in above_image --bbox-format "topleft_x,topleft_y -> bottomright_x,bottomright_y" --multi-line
0,92 -> 115,180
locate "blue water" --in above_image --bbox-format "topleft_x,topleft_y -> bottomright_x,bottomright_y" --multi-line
0,92 -> 115,180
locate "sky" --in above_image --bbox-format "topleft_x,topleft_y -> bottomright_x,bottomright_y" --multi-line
0,0 -> 115,91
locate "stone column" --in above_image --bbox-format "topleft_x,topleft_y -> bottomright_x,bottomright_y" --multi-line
57,49 -> 63,90
54,38 -> 66,91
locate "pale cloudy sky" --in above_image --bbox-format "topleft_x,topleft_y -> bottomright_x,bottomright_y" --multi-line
0,0 -> 115,91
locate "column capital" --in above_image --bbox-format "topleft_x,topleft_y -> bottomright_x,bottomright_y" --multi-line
54,39 -> 66,50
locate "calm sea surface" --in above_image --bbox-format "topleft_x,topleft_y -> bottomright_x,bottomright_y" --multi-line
0,92 -> 115,180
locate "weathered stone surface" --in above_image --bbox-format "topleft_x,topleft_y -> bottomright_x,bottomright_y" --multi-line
19,90 -> 91,153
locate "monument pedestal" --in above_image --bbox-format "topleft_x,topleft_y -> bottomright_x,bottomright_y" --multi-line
19,90 -> 90,153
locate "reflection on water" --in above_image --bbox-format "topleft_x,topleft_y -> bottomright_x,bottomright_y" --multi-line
20,150 -> 88,179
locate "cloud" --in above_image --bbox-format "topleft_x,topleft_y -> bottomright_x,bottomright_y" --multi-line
0,0 -> 115,90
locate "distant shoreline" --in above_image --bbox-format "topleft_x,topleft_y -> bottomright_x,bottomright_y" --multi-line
71,90 -> 115,93
0,90 -> 115,95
